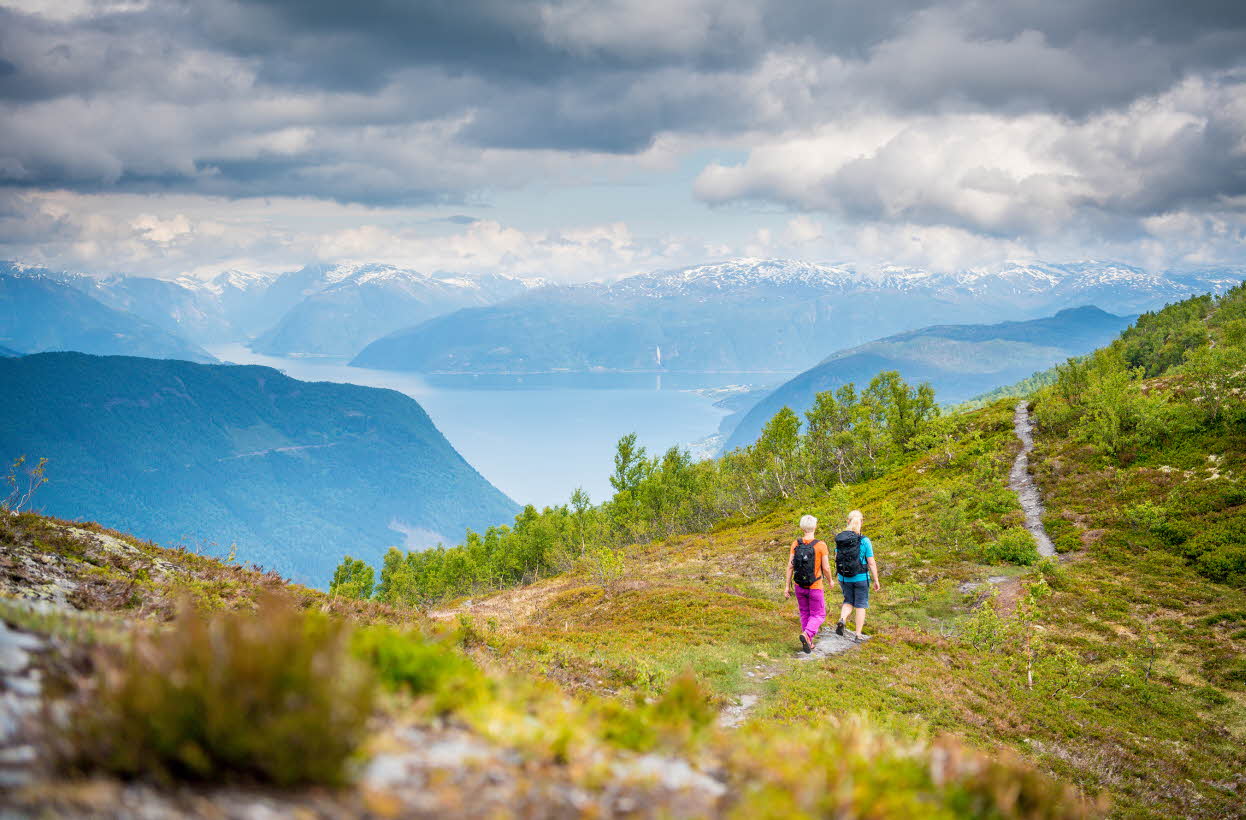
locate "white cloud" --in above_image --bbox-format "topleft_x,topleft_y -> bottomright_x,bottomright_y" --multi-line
694,76 -> 1246,245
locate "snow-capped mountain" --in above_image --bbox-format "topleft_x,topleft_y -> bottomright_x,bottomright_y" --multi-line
5,256 -> 1244,373
614,258 -> 1237,305
249,263 -> 535,357
0,264 -> 216,362
610,258 -> 857,297
351,258 -> 1246,374
0,260 -> 539,354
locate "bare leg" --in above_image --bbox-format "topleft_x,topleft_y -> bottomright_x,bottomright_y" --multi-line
839,602 -> 853,624
854,606 -> 866,635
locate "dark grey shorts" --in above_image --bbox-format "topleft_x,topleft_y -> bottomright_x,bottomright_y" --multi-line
840,580 -> 869,608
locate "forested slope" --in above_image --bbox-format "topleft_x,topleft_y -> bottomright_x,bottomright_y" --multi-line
0,353 -> 518,586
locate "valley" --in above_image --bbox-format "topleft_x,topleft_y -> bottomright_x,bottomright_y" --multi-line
209,344 -> 768,505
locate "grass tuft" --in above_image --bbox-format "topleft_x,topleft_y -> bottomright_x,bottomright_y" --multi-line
55,594 -> 374,787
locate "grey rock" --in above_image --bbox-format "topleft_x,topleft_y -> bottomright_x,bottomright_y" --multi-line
801,630 -> 869,660
0,645 -> 28,675
0,623 -> 45,652
0,767 -> 32,788
7,676 -> 40,699
0,744 -> 36,764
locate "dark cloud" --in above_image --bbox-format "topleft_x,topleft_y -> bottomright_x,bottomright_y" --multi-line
0,0 -> 1243,234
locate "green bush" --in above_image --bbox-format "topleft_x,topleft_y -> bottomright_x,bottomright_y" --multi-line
981,528 -> 1040,566
59,596 -> 374,786
1036,557 -> 1070,590
350,624 -> 487,712
1196,545 -> 1246,588
598,670 -> 715,752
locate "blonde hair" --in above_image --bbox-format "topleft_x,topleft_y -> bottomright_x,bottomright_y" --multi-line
846,509 -> 863,533
799,514 -> 817,533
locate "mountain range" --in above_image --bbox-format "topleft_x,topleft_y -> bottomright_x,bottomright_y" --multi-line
350,259 -> 1246,375
721,305 -> 1135,450
2,260 -> 539,359
250,263 -> 534,357
0,353 -> 519,585
0,270 -> 216,363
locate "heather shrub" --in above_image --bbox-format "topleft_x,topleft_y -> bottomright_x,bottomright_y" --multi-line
58,595 -> 374,786
350,624 -> 487,712
727,717 -> 1105,819
598,670 -> 715,752
1035,556 -> 1070,590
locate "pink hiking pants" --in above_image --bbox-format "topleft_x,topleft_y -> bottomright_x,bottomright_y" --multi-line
794,585 -> 826,640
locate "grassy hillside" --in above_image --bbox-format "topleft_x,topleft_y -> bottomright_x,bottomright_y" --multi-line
5,285 -> 1246,817
427,397 -> 1245,818
1,507 -> 1091,818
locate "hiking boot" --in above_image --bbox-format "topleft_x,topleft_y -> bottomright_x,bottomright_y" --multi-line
799,633 -> 812,654
835,620 -> 845,637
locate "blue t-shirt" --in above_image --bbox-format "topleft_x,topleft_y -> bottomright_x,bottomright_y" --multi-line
837,535 -> 873,583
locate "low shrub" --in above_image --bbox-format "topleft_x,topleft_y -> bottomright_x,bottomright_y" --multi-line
1196,545 -> 1246,588
599,671 -> 715,752
726,717 -> 1105,819
982,528 -> 1040,566
1036,556 -> 1070,590
57,595 -> 374,786
350,624 -> 487,712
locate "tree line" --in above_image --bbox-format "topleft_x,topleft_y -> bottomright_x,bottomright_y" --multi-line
331,370 -> 938,606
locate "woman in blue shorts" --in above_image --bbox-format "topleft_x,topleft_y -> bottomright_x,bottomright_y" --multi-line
834,509 -> 881,641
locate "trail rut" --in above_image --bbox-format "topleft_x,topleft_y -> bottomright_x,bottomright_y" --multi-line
1008,400 -> 1057,558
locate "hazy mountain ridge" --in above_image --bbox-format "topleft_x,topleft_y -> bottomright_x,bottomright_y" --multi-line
250,263 -> 535,357
352,258 -> 1245,374
0,269 -> 217,363
0,260 -> 541,358
0,352 -> 519,586
722,305 -> 1135,450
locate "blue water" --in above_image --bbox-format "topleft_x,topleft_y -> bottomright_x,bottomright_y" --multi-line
207,345 -> 777,508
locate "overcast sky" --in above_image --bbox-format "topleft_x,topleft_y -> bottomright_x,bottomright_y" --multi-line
1,0 -> 1244,281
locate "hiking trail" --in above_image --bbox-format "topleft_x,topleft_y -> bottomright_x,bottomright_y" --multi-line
1008,400 -> 1057,558
718,628 -> 868,728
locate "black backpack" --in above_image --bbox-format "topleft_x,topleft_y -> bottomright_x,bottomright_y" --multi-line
834,531 -> 867,578
792,538 -> 820,588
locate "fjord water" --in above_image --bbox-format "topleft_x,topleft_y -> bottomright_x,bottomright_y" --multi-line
208,344 -> 767,508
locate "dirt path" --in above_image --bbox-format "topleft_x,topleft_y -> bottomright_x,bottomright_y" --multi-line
1008,400 -> 1057,558
718,628 -> 867,728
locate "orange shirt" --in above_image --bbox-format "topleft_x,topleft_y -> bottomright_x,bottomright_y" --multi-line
790,538 -> 829,590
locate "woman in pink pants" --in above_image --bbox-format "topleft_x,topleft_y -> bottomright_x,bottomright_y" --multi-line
784,514 -> 834,653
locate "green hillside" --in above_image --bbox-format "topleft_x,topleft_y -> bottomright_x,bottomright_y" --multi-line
3,285 -> 1245,817
0,353 -> 519,586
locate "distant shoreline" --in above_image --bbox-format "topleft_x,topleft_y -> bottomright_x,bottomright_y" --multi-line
361,367 -> 804,377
